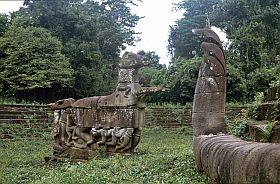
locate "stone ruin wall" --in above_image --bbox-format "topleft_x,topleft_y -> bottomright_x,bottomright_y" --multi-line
191,28 -> 280,183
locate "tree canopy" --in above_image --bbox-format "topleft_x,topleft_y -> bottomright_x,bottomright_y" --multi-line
1,0 -> 279,103
167,0 -> 280,102
0,26 -> 74,100
0,0 -> 141,101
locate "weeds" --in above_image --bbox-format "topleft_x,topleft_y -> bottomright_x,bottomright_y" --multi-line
0,128 -> 209,184
262,120 -> 279,142
227,119 -> 248,139
0,97 -> 46,105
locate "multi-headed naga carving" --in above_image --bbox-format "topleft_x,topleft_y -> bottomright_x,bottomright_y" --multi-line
192,28 -> 226,136
191,28 -> 280,184
49,52 -> 161,159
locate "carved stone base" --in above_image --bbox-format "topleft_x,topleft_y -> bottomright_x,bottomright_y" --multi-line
55,146 -> 97,160
52,127 -> 141,160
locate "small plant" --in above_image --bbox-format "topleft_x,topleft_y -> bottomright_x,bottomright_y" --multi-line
226,102 -> 249,108
262,120 -> 279,142
0,96 -> 46,105
247,92 -> 264,120
147,102 -> 192,109
270,80 -> 280,88
24,114 -> 35,124
227,119 -> 247,137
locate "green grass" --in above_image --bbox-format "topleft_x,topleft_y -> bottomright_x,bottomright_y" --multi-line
0,128 -> 209,184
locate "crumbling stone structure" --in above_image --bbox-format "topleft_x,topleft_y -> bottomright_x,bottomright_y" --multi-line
192,28 -> 280,183
247,86 -> 280,142
49,52 -> 161,160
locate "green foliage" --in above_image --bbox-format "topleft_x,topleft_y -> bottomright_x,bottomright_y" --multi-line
147,102 -> 193,109
262,120 -> 279,142
0,128 -> 209,183
0,14 -> 8,36
139,67 -> 164,87
138,50 -> 166,88
270,80 -> 280,88
0,26 -> 74,99
0,0 -> 141,100
226,106 -> 250,140
269,63 -> 280,87
169,0 -> 221,58
139,57 -> 201,104
247,92 -> 264,120
0,97 -> 45,105
227,119 -> 246,136
137,50 -> 163,68
226,118 -> 249,140
163,57 -> 201,103
0,122 -> 52,140
212,0 -> 280,101
167,0 -> 280,103
226,62 -> 247,102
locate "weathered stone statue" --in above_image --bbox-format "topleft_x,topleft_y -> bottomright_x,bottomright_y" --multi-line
48,52 -> 161,160
192,28 -> 280,184
192,28 -> 226,136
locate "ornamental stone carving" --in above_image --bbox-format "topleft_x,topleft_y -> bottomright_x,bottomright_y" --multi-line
48,52 -> 162,160
192,28 -> 226,136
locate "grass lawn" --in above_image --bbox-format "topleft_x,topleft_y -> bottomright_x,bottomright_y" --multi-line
0,127 -> 209,184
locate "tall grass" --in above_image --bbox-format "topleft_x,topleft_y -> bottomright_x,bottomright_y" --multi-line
0,128 -> 209,184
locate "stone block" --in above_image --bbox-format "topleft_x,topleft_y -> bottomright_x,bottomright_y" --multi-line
270,125 -> 280,143
195,76 -> 226,93
264,86 -> 280,101
257,102 -> 280,121
198,56 -> 225,77
246,121 -> 267,142
192,112 -> 225,136
193,92 -> 225,113
193,135 -> 280,183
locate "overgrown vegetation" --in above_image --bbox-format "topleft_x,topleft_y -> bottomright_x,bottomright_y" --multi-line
226,107 -> 250,140
0,97 -> 46,105
226,118 -> 248,140
262,120 -> 279,142
0,0 -> 142,101
0,128 -> 209,184
246,92 -> 265,120
1,0 -> 279,104
167,0 -> 280,102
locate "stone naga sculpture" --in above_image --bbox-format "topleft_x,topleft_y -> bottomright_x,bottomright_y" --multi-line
192,28 -> 226,136
192,28 -> 280,183
48,52 -> 162,160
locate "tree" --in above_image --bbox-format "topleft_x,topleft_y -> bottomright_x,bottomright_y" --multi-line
10,0 -> 141,98
168,0 -> 280,102
168,0 -> 221,58
211,0 -> 280,101
0,14 -> 8,36
142,56 -> 201,104
137,50 -> 163,67
163,57 -> 201,103
137,50 -> 165,87
0,26 -> 74,100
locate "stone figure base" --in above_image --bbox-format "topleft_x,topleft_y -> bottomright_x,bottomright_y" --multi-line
48,52 -> 162,160
52,111 -> 142,160
53,141 -> 138,160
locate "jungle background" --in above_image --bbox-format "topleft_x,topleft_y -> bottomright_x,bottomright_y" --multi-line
0,0 -> 279,104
